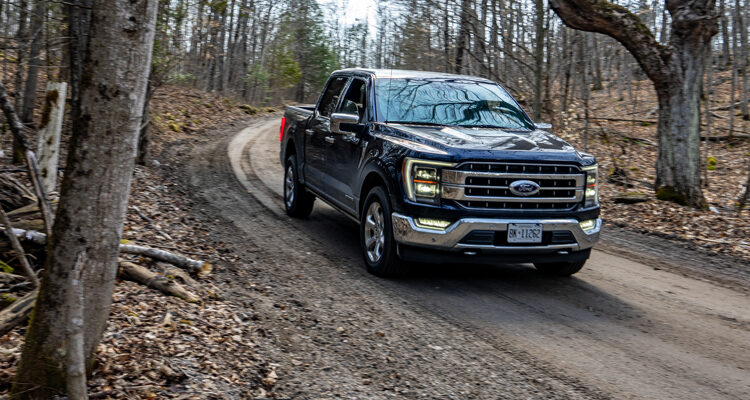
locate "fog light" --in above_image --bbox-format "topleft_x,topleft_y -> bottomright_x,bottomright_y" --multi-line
415,218 -> 451,230
579,219 -> 597,232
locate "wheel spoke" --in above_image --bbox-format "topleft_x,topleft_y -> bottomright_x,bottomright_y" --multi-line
365,234 -> 376,248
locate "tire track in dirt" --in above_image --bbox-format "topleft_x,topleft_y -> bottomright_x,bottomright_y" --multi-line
179,116 -> 750,399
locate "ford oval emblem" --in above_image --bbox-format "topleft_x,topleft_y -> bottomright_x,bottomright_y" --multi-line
509,180 -> 540,196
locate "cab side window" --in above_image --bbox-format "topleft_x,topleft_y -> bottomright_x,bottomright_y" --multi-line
337,78 -> 367,123
317,77 -> 348,118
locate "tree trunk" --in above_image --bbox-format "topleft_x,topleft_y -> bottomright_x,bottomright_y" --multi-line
12,0 -> 29,164
454,0 -> 471,74
734,0 -> 748,119
719,0 -> 730,69
67,0 -> 93,136
532,0 -> 545,120
550,0 -> 716,208
12,1 -> 158,397
136,73 -> 154,165
653,35 -> 710,207
20,0 -> 45,126
739,154 -> 750,215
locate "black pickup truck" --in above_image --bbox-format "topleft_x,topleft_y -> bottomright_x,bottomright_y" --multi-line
280,69 -> 600,277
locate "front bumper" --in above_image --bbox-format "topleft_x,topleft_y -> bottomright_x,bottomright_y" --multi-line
391,213 -> 601,253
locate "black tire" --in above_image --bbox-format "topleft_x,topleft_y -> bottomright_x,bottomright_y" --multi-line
360,186 -> 406,277
283,155 -> 315,218
534,257 -> 588,277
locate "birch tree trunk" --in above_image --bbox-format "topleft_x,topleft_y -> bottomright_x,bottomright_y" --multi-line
12,0 -> 158,397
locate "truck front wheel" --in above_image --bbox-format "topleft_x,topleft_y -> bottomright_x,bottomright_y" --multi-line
360,186 -> 406,277
284,155 -> 315,218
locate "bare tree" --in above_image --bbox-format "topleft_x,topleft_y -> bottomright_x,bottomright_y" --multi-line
550,0 -> 718,208
12,0 -> 158,397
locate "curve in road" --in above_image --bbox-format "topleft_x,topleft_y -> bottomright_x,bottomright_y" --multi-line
226,117 -> 750,399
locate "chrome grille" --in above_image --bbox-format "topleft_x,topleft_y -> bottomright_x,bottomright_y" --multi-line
441,162 -> 584,211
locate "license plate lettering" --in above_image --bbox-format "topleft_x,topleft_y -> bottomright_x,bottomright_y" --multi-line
507,224 -> 543,243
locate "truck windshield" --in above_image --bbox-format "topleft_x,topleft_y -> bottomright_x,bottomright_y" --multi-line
375,78 -> 535,130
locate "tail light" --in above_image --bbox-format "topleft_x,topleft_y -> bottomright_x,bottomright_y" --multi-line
279,117 -> 286,141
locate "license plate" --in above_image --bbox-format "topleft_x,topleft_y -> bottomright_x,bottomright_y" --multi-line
507,223 -> 543,243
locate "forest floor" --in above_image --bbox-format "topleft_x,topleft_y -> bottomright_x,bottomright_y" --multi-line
553,70 -> 750,261
0,77 -> 748,399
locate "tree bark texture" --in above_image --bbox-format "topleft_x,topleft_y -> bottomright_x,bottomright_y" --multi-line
12,1 -> 158,398
549,0 -> 718,208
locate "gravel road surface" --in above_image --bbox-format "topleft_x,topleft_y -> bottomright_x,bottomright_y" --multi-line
177,116 -> 750,399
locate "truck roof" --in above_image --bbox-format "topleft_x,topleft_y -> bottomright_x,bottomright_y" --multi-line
332,68 -> 495,83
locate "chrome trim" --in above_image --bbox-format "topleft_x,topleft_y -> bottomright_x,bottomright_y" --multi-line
454,161 -> 582,171
391,214 -> 601,252
442,170 -> 584,186
440,164 -> 585,210
442,186 -> 584,203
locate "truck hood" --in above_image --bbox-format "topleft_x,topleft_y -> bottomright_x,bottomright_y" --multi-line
386,123 -> 576,152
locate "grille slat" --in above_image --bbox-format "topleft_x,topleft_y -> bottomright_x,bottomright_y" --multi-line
442,162 -> 584,211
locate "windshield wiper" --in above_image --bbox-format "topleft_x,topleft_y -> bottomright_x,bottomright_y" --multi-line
457,124 -> 509,129
385,121 -> 446,126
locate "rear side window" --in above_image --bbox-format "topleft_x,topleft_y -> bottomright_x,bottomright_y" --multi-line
317,77 -> 348,118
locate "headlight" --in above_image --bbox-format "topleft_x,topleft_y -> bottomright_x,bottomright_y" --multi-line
582,164 -> 599,207
402,158 -> 455,204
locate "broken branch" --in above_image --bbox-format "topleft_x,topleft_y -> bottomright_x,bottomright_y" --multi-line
0,206 -> 39,288
120,244 -> 212,276
0,289 -> 37,336
0,82 -> 54,237
118,261 -> 199,302
2,228 -> 211,276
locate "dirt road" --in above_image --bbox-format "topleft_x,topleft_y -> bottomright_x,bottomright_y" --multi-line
180,116 -> 750,399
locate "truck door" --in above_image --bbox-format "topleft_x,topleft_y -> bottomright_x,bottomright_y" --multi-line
327,77 -> 368,212
305,76 -> 348,192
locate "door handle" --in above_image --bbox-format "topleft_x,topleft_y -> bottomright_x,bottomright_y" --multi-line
324,136 -> 335,144
305,129 -> 314,136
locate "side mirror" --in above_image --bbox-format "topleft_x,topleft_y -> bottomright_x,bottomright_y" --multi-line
535,122 -> 552,130
331,112 -> 360,134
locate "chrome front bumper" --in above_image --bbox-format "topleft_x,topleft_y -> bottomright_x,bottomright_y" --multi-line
391,213 -> 601,252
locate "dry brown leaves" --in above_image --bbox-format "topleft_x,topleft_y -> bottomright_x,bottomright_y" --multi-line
1,86 -> 278,398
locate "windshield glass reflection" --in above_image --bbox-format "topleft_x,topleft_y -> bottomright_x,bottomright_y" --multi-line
375,78 -> 534,130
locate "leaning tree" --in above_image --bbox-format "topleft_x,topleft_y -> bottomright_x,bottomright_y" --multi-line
550,0 -> 719,208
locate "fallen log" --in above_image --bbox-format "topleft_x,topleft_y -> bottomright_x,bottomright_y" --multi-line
120,244 -> 212,276
700,133 -> 750,141
0,289 -> 37,336
118,261 -> 199,303
613,193 -> 650,204
3,229 -> 210,276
